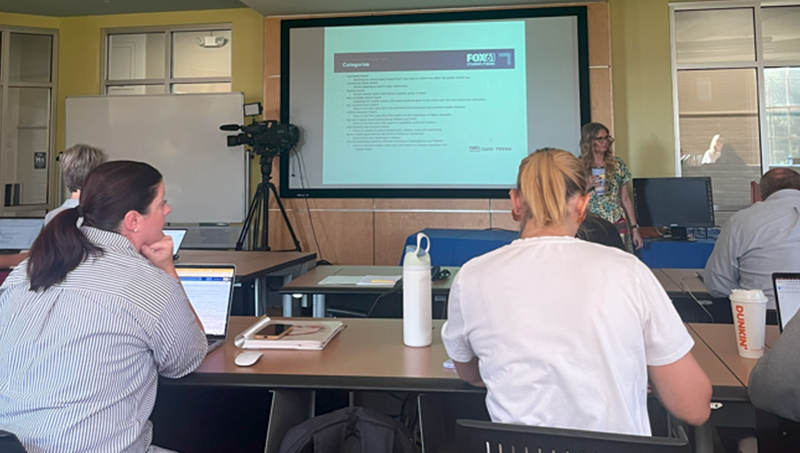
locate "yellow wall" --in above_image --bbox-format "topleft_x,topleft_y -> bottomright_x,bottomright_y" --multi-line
0,12 -> 59,28
0,8 -> 263,204
57,8 -> 264,151
608,0 -> 734,178
2,1 -> 736,192
609,0 -> 675,178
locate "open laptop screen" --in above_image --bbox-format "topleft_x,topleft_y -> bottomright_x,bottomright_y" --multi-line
0,218 -> 45,250
774,274 -> 800,331
176,266 -> 235,337
163,229 -> 187,256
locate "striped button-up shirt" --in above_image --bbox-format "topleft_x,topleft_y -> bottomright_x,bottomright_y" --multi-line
0,227 -> 207,453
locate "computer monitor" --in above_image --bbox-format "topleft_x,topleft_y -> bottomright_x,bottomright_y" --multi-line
774,273 -> 800,332
0,217 -> 45,252
633,177 -> 715,231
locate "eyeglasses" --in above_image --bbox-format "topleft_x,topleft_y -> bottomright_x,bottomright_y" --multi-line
594,135 -> 614,144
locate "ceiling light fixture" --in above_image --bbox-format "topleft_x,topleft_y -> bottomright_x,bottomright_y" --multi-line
196,33 -> 228,48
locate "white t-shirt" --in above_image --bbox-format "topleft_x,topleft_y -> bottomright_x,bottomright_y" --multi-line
441,236 -> 694,436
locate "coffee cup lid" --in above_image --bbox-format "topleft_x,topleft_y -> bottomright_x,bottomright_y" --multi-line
730,289 -> 768,303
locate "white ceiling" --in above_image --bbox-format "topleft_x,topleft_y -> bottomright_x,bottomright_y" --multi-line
0,0 -> 590,18
239,0 -> 579,16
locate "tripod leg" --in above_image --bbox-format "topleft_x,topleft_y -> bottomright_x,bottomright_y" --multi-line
252,184 -> 270,251
253,189 -> 263,250
259,184 -> 269,251
236,188 -> 263,251
269,182 -> 302,252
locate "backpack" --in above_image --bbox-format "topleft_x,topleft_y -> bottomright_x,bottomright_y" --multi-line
278,406 -> 419,453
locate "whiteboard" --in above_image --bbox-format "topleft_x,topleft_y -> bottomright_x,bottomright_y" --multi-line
65,93 -> 247,223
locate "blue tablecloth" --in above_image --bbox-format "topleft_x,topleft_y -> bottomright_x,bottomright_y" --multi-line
635,238 -> 716,269
404,228 -> 717,269
403,228 -> 519,266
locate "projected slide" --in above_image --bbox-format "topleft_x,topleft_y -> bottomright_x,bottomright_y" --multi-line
283,9 -> 587,196
322,21 -> 528,186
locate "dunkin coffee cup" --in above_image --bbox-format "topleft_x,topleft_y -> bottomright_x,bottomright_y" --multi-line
730,289 -> 768,358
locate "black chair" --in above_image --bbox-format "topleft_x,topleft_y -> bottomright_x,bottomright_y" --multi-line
756,409 -> 800,452
455,419 -> 691,453
326,282 -> 403,318
0,430 -> 27,453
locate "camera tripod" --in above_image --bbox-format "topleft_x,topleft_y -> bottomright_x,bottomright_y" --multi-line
236,151 -> 301,252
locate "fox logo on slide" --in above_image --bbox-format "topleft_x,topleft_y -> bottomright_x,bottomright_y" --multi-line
466,53 -> 496,66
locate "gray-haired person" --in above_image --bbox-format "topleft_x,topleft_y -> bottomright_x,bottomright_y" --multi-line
45,144 -> 107,225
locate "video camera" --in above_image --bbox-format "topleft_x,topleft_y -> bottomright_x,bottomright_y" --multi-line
220,120 -> 299,154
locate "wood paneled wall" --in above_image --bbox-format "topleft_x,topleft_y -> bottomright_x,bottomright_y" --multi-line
264,3 -> 612,265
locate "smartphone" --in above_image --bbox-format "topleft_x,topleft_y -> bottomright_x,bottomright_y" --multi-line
254,323 -> 293,340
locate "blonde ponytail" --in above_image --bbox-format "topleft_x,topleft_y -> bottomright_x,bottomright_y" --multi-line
516,148 -> 590,229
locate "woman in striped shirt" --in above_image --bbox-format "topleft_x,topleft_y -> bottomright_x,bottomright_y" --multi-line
0,161 -> 207,453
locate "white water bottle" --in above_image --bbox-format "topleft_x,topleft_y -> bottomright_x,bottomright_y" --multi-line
403,232 -> 432,347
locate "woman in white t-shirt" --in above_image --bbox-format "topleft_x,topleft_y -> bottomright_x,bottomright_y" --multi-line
441,148 -> 711,435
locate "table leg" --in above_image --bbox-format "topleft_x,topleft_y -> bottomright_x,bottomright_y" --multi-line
282,274 -> 294,317
694,420 -> 714,453
312,294 -> 326,318
265,389 -> 312,453
254,278 -> 264,316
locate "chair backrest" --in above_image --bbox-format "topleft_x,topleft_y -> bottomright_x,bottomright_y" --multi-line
0,430 -> 27,453
455,419 -> 691,453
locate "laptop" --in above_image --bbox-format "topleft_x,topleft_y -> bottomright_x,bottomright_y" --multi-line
175,264 -> 236,352
163,228 -> 187,260
0,218 -> 45,253
773,273 -> 800,332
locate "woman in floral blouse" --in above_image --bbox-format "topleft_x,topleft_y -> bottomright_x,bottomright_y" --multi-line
579,122 -> 643,250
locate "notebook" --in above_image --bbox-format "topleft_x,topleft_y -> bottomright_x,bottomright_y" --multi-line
176,264 -> 236,352
0,218 -> 45,252
235,317 -> 345,351
163,228 -> 187,260
773,273 -> 800,332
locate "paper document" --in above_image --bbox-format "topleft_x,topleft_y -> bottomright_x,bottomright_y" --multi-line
319,276 -> 363,285
357,275 -> 401,286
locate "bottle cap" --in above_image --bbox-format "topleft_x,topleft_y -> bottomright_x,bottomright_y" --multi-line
404,232 -> 431,267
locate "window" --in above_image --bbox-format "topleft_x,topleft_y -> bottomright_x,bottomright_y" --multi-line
0,27 -> 58,213
671,2 -> 800,219
103,25 -> 231,95
765,68 -> 800,165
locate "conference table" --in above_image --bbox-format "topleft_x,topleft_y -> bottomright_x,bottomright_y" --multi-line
656,268 -> 711,298
279,265 -> 706,319
165,316 -> 777,453
278,265 -> 459,317
177,250 -> 316,315
686,323 -> 781,452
